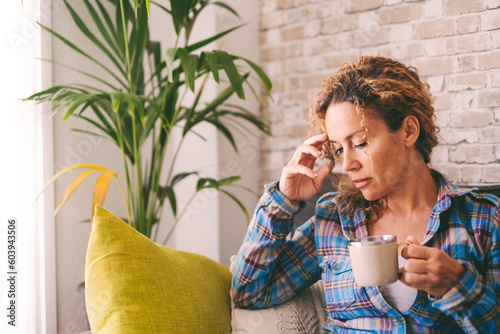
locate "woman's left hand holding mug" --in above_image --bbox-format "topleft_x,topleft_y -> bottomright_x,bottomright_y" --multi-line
399,235 -> 466,298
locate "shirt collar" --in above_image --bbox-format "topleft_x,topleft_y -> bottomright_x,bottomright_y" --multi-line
337,170 -> 474,240
432,170 -> 475,213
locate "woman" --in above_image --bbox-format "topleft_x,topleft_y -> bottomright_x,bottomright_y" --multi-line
232,56 -> 499,333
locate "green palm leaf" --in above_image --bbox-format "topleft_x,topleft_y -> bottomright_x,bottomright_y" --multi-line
62,93 -> 101,121
214,50 -> 244,99
220,189 -> 248,220
170,0 -> 198,35
237,56 -> 273,92
83,0 -> 124,61
185,25 -> 244,53
204,51 -> 220,83
129,3 -> 149,90
210,2 -> 240,19
64,0 -> 126,78
205,118 -> 237,150
165,186 -> 177,216
37,58 -> 119,91
151,1 -> 171,14
177,48 -> 198,92
37,23 -> 128,89
95,0 -> 123,59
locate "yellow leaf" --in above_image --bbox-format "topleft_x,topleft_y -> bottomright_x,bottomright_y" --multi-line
54,169 -> 98,216
37,163 -> 131,230
36,163 -> 107,201
90,171 -> 116,227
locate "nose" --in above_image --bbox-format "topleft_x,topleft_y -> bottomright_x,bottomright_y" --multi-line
341,148 -> 360,172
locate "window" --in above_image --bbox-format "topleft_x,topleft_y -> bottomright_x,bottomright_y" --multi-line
0,0 -> 56,333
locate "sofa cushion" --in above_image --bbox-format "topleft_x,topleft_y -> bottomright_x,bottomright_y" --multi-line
230,256 -> 328,334
85,206 -> 232,333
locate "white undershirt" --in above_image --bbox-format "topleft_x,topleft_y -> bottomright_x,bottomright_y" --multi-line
379,256 -> 418,312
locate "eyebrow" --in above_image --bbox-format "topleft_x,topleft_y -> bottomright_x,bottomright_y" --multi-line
328,129 -> 366,144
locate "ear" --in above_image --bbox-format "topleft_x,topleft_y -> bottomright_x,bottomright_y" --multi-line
402,115 -> 420,147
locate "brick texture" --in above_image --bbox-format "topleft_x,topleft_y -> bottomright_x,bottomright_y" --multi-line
259,0 -> 500,186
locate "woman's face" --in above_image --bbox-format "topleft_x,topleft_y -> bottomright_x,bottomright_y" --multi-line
324,101 -> 409,201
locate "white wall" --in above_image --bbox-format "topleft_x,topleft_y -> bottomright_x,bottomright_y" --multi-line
215,1 -> 262,268
51,1 -> 121,331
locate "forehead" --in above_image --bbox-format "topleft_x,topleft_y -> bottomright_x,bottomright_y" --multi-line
324,102 -> 364,138
324,102 -> 387,142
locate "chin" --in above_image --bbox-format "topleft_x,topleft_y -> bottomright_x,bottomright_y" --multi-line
359,189 -> 382,202
361,194 -> 378,202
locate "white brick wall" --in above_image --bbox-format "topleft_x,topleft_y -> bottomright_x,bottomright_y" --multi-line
259,0 -> 500,186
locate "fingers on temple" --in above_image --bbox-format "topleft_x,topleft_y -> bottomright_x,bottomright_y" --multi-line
303,133 -> 328,147
282,164 -> 317,179
288,134 -> 328,164
290,145 -> 322,164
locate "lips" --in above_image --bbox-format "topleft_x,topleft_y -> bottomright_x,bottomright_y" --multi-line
352,178 -> 372,189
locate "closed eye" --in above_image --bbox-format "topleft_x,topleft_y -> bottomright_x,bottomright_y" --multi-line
355,142 -> 367,149
326,141 -> 342,155
334,147 -> 343,155
328,141 -> 366,156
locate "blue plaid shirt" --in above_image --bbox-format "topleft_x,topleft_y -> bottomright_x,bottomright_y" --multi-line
232,173 -> 500,333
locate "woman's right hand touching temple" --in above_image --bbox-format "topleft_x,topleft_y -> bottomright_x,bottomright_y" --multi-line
279,133 -> 331,202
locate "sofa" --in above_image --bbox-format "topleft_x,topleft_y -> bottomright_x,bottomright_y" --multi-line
84,184 -> 500,333
84,206 -> 327,333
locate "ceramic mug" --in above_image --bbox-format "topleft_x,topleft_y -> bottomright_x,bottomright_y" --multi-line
348,235 -> 408,286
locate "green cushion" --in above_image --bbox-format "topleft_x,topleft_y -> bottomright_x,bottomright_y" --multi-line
85,206 -> 232,333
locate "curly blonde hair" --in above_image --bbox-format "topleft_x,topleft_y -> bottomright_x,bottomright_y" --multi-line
308,56 -> 438,220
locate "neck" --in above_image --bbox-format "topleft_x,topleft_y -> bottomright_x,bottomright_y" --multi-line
368,165 -> 438,242
384,164 -> 438,218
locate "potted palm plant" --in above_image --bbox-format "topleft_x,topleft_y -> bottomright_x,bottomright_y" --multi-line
27,0 -> 272,244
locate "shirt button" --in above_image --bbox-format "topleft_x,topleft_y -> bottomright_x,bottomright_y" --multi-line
393,318 -> 403,325
418,298 -> 425,305
333,264 -> 340,271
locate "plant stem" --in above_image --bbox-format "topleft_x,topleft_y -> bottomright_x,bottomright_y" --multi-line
146,128 -> 164,239
132,116 -> 146,235
146,127 -> 158,234
119,0 -> 146,234
165,135 -> 185,185
115,175 -> 132,225
152,130 -> 170,242
114,110 -> 135,227
162,191 -> 198,245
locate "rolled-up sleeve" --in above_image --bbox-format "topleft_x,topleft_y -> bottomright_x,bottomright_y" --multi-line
232,182 -> 321,309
